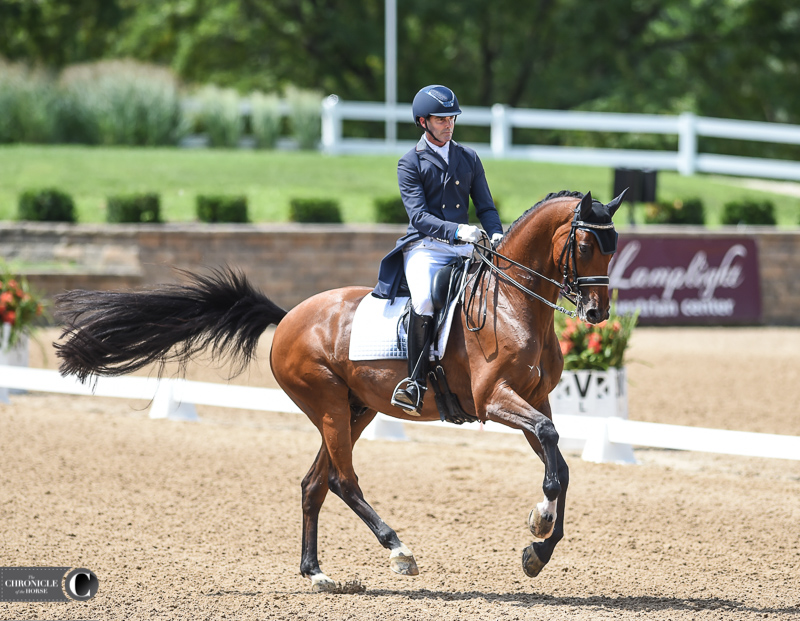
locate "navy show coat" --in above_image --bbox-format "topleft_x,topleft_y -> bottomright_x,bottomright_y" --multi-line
372,136 -> 503,301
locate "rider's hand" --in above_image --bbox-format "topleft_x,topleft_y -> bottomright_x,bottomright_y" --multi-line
491,233 -> 504,246
456,224 -> 482,244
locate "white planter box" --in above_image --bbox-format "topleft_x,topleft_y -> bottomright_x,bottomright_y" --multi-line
551,368 -> 628,451
1,323 -> 30,403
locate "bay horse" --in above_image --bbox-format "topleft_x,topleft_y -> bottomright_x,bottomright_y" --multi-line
54,189 -> 623,590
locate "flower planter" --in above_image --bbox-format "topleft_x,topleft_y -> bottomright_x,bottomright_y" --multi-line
551,367 -> 628,451
0,322 -> 29,403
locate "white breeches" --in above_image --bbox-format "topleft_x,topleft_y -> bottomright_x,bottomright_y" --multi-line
403,238 -> 473,316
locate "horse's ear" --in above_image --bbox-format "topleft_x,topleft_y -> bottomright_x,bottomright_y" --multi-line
579,191 -> 593,219
606,188 -> 628,217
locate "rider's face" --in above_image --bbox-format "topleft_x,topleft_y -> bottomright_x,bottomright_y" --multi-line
421,115 -> 455,146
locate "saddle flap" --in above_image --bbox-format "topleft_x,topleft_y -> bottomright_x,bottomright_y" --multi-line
431,258 -> 466,312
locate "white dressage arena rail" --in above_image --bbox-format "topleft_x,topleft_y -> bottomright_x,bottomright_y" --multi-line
321,98 -> 800,181
2,365 -> 799,464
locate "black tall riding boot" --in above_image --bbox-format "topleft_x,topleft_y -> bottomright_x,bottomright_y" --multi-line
391,309 -> 434,414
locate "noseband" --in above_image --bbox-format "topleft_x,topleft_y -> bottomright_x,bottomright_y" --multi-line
464,204 -> 615,329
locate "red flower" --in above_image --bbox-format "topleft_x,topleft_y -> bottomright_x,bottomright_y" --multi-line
3,310 -> 16,324
0,291 -> 13,306
559,340 -> 574,355
587,332 -> 602,354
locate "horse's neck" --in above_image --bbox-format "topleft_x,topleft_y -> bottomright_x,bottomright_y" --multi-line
499,207 -> 567,304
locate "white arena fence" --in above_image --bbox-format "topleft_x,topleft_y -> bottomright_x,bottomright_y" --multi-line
320,97 -> 800,181
2,365 -> 799,465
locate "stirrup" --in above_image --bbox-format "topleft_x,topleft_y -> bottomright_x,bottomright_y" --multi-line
391,378 -> 424,416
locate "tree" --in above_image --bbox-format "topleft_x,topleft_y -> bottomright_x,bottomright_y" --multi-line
0,0 -> 126,67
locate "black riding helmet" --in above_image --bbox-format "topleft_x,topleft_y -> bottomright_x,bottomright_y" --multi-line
412,85 -> 462,132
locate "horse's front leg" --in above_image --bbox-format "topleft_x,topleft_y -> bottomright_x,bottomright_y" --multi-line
485,392 -> 567,577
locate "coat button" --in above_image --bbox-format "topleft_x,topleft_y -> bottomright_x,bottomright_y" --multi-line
455,180 -> 460,185
442,204 -> 446,209
456,204 -> 461,209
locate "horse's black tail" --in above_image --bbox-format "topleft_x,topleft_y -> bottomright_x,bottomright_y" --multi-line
54,266 -> 287,384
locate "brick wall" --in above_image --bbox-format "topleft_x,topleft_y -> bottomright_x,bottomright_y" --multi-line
2,222 -> 799,324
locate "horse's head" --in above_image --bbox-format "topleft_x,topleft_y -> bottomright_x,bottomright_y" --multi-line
556,190 -> 625,324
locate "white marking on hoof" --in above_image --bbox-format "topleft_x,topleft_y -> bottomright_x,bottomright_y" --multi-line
528,497 -> 557,539
389,544 -> 419,576
310,573 -> 336,592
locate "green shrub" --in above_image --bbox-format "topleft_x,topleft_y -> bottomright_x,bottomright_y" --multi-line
374,196 -> 407,224
289,198 -> 342,223
469,197 -> 501,225
193,85 -> 243,148
287,86 -> 321,150
0,60 -> 60,144
644,197 -> 705,225
196,195 -> 249,223
721,199 -> 776,225
59,60 -> 184,146
18,189 -> 76,222
250,92 -> 282,149
107,193 -> 162,223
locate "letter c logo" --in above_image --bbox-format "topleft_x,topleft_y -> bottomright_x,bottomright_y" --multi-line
64,568 -> 99,601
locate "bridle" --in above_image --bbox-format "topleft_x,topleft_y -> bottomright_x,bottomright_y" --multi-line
463,204 -> 616,330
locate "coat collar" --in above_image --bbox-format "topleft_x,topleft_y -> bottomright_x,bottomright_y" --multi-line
416,136 -> 460,172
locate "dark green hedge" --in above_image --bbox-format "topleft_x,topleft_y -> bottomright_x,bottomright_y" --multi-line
374,196 -> 407,224
721,199 -> 776,225
644,198 -> 705,225
469,197 -> 501,225
196,195 -> 249,223
18,188 -> 76,222
106,193 -> 162,223
289,198 -> 342,223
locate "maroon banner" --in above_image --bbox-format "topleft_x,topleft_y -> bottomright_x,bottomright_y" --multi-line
608,235 -> 761,325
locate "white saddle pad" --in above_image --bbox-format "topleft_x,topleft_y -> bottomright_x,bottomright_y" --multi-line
348,295 -> 460,361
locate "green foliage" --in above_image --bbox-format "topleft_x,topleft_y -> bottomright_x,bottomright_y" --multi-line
196,195 -> 249,223
287,87 -> 321,150
18,188 -> 76,222
0,58 -> 184,146
721,199 -> 776,226
289,198 -> 342,223
59,60 -> 184,146
469,197 -> 502,225
0,60 -> 60,144
644,198 -> 705,225
0,0 -> 125,68
374,196 -> 407,224
4,0 -> 800,156
554,296 -> 639,371
250,92 -> 282,149
192,85 -> 243,148
106,193 -> 161,223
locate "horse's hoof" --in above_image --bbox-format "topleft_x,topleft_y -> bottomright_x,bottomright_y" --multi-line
528,506 -> 555,539
309,573 -> 337,592
522,544 -> 546,578
389,545 -> 419,576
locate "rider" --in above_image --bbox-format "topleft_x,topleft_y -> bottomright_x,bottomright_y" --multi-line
372,84 -> 504,414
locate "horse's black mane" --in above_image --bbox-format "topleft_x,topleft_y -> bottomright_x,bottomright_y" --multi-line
504,190 -> 585,240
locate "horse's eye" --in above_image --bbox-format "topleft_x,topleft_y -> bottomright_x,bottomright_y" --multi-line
578,243 -> 591,254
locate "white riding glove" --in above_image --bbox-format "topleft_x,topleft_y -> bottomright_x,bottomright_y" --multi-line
491,233 -> 504,246
455,224 -> 482,244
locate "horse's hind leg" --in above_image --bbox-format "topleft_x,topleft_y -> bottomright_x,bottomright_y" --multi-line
300,445 -> 335,590
299,403 -> 418,590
